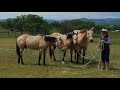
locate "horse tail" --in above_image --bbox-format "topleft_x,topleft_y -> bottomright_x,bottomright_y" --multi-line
16,41 -> 20,57
49,46 -> 52,60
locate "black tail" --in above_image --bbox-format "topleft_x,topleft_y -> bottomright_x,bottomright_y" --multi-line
49,46 -> 52,60
16,41 -> 20,58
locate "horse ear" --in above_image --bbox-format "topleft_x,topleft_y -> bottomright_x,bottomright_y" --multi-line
72,32 -> 74,34
91,27 -> 94,30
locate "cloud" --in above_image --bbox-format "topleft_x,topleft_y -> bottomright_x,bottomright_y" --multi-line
0,12 -> 120,20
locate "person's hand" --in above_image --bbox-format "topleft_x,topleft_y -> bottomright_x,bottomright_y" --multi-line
101,40 -> 104,43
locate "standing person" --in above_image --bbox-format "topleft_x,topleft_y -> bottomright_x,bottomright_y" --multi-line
96,29 -> 111,70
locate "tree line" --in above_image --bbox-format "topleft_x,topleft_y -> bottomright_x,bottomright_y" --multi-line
0,14 -> 120,35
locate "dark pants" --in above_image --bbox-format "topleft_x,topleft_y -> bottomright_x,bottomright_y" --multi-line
101,48 -> 110,62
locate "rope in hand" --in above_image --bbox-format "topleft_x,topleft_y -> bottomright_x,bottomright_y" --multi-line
98,39 -> 104,70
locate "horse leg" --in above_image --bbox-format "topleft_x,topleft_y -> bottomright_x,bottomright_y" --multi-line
20,48 -> 24,65
82,48 -> 86,64
16,42 -> 20,63
74,49 -> 77,61
38,50 -> 42,65
70,48 -> 73,63
53,46 -> 56,61
49,46 -> 52,61
18,55 -> 20,63
43,49 -> 47,65
62,49 -> 67,64
20,55 -> 24,65
77,50 -> 81,64
77,52 -> 79,64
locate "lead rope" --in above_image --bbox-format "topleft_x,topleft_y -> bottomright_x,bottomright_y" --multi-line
98,40 -> 104,70
65,44 -> 96,68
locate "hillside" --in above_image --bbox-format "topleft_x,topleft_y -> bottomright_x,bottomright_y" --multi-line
46,18 -> 120,25
0,19 -> 6,22
1,18 -> 120,25
80,18 -> 120,25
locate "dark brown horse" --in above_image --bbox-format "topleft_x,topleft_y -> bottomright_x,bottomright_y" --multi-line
16,34 -> 62,65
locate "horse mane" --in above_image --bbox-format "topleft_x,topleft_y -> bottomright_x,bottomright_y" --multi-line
44,35 -> 57,43
80,29 -> 88,33
39,34 -> 44,36
66,32 -> 73,39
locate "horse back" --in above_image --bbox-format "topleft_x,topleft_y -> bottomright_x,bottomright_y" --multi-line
73,30 -> 81,33
25,35 -> 42,49
50,32 -> 63,38
17,34 -> 28,48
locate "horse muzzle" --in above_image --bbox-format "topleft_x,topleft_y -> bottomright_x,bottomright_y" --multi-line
90,39 -> 93,43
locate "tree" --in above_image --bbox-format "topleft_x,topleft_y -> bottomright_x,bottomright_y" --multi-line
2,14 -> 50,35
52,19 -> 95,33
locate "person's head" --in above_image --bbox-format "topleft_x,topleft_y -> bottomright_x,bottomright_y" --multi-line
101,29 -> 108,37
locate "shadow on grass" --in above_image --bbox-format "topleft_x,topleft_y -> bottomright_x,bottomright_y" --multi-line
16,59 -> 100,69
109,67 -> 120,71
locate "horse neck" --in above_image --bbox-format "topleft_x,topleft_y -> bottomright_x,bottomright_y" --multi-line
62,35 -> 73,46
24,34 -> 31,38
77,31 -> 89,46
79,31 -> 87,41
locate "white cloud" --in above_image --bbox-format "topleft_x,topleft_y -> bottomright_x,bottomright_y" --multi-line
0,12 -> 120,20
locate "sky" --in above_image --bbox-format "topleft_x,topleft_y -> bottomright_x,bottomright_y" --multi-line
0,12 -> 120,20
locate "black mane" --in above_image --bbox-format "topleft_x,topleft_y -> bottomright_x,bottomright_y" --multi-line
44,35 -> 57,43
80,29 -> 87,33
66,32 -> 73,39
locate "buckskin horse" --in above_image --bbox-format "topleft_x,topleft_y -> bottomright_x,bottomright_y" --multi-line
16,34 -> 62,65
49,32 -> 78,64
73,28 -> 94,64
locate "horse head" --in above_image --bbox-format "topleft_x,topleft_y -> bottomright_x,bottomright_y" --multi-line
44,35 -> 57,43
55,37 -> 63,46
72,31 -> 79,45
87,28 -> 94,43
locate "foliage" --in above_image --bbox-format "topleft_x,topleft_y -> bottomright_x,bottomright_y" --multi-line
1,14 -> 120,35
1,14 -> 50,35
50,19 -> 95,34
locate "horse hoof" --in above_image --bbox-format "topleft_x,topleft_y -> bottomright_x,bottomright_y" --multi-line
44,64 -> 46,65
62,61 -> 65,64
49,58 -> 52,61
18,60 -> 20,63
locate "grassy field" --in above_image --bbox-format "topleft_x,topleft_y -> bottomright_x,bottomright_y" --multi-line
0,30 -> 120,78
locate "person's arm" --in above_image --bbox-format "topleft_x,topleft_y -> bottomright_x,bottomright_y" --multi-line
103,37 -> 111,45
96,38 -> 101,49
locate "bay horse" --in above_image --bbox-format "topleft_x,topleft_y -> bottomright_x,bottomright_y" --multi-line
73,28 -> 94,64
49,32 -> 78,64
16,34 -> 62,65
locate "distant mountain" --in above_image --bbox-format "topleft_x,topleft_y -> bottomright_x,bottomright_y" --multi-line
44,19 -> 64,23
1,18 -> 120,25
0,19 -> 6,22
45,18 -> 120,25
80,18 -> 120,25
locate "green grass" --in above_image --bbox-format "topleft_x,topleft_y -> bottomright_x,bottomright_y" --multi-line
0,31 -> 120,78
